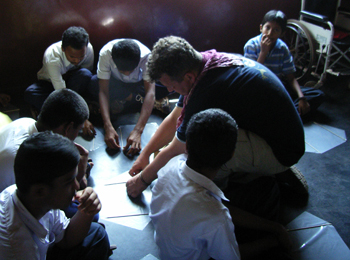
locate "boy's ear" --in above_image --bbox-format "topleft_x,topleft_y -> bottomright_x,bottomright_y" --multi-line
63,122 -> 75,136
185,72 -> 196,85
30,183 -> 50,199
260,24 -> 263,32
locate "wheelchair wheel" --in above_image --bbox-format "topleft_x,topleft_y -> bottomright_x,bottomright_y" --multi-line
284,19 -> 316,84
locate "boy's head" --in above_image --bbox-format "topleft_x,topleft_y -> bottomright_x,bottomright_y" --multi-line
14,131 -> 80,209
261,10 -> 287,32
260,10 -> 287,41
186,108 -> 238,170
37,89 -> 89,140
145,36 -> 201,83
112,39 -> 141,74
61,26 -> 89,65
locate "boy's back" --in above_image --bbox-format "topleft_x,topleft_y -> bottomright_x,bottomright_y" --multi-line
150,154 -> 240,260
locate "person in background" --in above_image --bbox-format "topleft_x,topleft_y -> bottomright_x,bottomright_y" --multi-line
24,26 -> 94,131
244,10 -> 325,118
88,39 -> 171,155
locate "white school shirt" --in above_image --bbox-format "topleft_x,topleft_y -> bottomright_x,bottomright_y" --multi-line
0,118 -> 37,192
0,185 -> 70,260
97,39 -> 150,83
150,154 -> 241,260
37,41 -> 94,90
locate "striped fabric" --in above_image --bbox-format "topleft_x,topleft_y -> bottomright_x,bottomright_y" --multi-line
244,34 -> 296,77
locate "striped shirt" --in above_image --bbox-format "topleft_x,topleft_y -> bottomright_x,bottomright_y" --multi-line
244,34 -> 296,78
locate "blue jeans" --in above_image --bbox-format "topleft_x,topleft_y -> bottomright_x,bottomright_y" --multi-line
24,68 -> 92,111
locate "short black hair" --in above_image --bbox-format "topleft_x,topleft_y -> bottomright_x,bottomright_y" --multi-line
37,89 -> 89,129
186,109 -> 238,169
261,10 -> 287,32
112,39 -> 141,71
62,26 -> 89,50
14,131 -> 80,194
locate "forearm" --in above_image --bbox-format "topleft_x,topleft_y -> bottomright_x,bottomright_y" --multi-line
287,74 -> 304,98
141,136 -> 186,184
58,211 -> 93,248
134,87 -> 155,133
139,106 -> 181,159
99,80 -> 113,129
257,52 -> 268,64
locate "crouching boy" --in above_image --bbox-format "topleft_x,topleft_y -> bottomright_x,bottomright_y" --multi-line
0,131 -> 111,260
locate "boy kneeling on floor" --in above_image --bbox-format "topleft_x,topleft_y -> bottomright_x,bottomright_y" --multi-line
0,131 -> 111,259
150,108 -> 291,259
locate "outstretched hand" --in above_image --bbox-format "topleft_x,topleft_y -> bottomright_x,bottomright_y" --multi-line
126,174 -> 148,198
123,129 -> 142,156
82,120 -> 96,137
105,126 -> 120,149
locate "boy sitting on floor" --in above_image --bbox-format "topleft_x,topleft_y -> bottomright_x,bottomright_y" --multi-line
149,108 -> 291,259
0,131 -> 111,259
244,10 -> 325,118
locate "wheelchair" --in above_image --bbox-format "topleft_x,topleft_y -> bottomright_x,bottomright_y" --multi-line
282,0 -> 350,87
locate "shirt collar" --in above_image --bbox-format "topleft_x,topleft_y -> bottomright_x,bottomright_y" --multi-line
12,190 -> 48,241
182,161 -> 229,202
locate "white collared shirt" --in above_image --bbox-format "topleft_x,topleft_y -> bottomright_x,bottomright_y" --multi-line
0,118 -> 38,192
37,41 -> 94,90
97,39 -> 150,83
150,154 -> 241,260
0,185 -> 70,260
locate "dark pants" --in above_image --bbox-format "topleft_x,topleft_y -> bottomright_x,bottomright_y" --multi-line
47,222 -> 110,260
283,83 -> 326,115
88,75 -> 171,104
24,68 -> 93,111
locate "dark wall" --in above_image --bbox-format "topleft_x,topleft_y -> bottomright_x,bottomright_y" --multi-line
0,0 -> 300,97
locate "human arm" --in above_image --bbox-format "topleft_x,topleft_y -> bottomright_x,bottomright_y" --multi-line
128,105 -> 182,176
224,202 -> 292,256
74,143 -> 90,189
99,79 -> 120,149
286,73 -> 310,116
55,187 -> 101,249
126,133 -> 186,197
123,80 -> 155,155
257,34 -> 274,64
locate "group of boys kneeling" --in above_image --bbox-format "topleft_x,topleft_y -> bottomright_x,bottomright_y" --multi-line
0,9 -> 319,260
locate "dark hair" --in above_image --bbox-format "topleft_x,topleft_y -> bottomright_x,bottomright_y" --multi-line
112,39 -> 141,71
62,26 -> 89,50
145,36 -> 202,82
37,89 -> 89,129
14,131 -> 80,194
186,108 -> 238,169
261,10 -> 287,32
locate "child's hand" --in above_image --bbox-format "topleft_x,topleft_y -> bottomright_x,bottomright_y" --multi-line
260,34 -> 273,54
75,187 -> 101,216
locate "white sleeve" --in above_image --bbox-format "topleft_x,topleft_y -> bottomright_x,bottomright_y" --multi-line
46,60 -> 66,90
51,209 -> 70,244
206,211 -> 241,260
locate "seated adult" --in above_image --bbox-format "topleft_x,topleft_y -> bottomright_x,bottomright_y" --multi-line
88,39 -> 171,155
0,89 -> 96,220
0,132 -> 111,259
127,36 -> 305,212
24,26 -> 94,122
